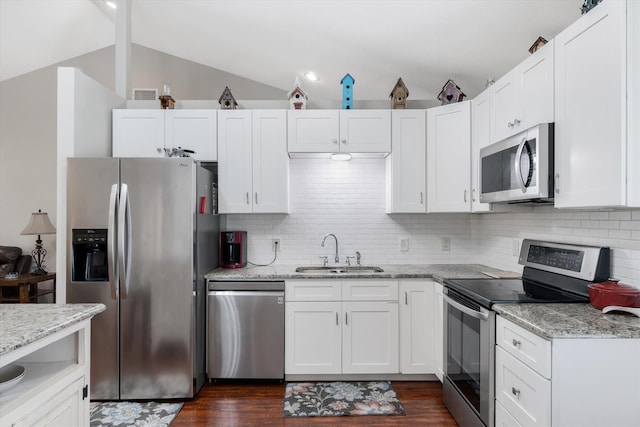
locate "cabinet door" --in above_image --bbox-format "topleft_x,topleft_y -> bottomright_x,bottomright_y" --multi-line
217,110 -> 253,213
252,110 -> 289,213
339,110 -> 391,153
399,280 -> 435,374
285,301 -> 342,374
165,110 -> 217,161
342,301 -> 399,374
287,110 -> 339,152
492,70 -> 520,142
112,109 -> 164,157
520,40 -> 554,130
14,377 -> 85,427
554,0 -> 626,208
386,110 -> 427,213
434,283 -> 444,382
471,91 -> 492,213
427,101 -> 472,212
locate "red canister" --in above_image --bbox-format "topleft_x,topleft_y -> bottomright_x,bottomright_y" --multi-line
588,280 -> 640,310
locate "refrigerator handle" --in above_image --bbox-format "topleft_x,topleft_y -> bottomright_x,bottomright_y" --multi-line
108,184 -> 119,299
118,183 -> 132,299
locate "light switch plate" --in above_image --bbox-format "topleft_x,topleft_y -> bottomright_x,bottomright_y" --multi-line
442,237 -> 451,251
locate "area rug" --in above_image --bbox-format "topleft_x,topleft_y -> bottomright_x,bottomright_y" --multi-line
283,381 -> 406,417
90,401 -> 183,426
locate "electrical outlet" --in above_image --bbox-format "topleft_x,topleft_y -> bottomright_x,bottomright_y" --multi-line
442,237 -> 451,252
513,239 -> 520,257
400,238 -> 409,252
272,238 -> 280,252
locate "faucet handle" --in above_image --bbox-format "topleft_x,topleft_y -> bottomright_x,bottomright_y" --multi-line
355,251 -> 361,266
346,255 -> 355,266
318,256 -> 328,266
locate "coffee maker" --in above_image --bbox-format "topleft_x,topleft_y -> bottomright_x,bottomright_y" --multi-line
220,231 -> 247,268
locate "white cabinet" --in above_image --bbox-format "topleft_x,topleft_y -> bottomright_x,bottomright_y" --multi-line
0,320 -> 92,427
554,0 -> 640,208
217,110 -> 289,213
399,280 -> 435,374
470,90 -> 492,213
287,110 -> 391,154
496,315 -> 640,427
112,109 -> 217,160
491,40 -> 554,142
426,100 -> 472,212
433,283 -> 444,381
285,279 -> 399,375
385,110 -> 427,213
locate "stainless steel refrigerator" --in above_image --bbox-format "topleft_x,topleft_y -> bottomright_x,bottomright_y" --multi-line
66,157 -> 219,400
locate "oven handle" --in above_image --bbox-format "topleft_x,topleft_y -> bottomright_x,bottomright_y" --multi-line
443,293 -> 489,321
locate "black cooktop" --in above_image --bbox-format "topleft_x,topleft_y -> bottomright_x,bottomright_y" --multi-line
444,277 -> 589,310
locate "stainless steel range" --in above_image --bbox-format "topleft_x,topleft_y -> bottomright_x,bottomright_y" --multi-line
442,239 -> 610,427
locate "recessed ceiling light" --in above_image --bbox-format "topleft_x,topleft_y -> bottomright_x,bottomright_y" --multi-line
104,0 -> 117,9
305,72 -> 319,81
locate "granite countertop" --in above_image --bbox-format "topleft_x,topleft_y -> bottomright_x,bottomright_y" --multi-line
0,303 -> 106,357
494,303 -> 640,340
205,263 -> 499,284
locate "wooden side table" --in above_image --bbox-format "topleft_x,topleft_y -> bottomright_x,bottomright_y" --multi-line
0,273 -> 56,303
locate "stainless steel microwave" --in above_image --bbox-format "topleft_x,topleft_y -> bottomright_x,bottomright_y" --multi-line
480,123 -> 554,204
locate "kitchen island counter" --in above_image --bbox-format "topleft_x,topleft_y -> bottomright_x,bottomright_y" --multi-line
205,263 -> 498,284
494,303 -> 640,340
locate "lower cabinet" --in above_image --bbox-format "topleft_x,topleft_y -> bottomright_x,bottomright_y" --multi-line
14,377 -> 86,427
496,315 -> 640,427
399,280 -> 435,374
285,280 -> 399,375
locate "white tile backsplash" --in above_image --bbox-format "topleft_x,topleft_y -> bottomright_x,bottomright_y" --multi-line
224,159 -> 640,287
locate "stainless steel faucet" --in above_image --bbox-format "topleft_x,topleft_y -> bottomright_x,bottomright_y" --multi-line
321,233 -> 339,264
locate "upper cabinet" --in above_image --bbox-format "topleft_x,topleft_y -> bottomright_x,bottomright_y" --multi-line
492,40 -> 554,143
112,109 -> 217,161
426,101 -> 472,212
218,110 -> 289,213
288,110 -> 391,154
386,110 -> 427,213
470,90 -> 493,213
554,0 -> 640,208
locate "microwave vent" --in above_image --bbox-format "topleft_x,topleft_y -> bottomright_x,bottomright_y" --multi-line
133,88 -> 158,101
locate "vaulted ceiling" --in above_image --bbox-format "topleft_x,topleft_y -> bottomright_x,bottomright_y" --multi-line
0,0 -> 584,100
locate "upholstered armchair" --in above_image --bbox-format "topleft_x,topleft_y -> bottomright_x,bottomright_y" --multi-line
0,246 -> 32,276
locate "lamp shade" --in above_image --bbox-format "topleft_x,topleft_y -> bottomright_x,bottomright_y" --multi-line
21,211 -> 56,235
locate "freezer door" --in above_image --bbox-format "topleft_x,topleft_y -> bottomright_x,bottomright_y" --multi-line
66,157 -> 120,400
119,158 -> 196,399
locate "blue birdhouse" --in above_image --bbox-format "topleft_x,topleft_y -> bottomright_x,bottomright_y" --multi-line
340,73 -> 355,109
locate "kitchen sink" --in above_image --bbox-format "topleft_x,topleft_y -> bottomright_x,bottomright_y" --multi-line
295,266 -> 384,274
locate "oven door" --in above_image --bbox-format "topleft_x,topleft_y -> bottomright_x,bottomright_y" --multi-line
442,287 -> 495,427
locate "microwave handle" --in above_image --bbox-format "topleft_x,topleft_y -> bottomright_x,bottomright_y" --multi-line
514,137 -> 530,193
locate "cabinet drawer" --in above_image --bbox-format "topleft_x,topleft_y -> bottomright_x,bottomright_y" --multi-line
285,280 -> 341,301
495,347 -> 550,427
495,400 -> 523,427
342,280 -> 398,301
496,316 -> 551,378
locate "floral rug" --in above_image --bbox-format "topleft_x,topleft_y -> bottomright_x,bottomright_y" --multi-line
90,401 -> 183,426
283,381 -> 406,417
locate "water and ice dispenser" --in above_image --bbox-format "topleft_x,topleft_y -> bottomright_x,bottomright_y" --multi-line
71,229 -> 109,281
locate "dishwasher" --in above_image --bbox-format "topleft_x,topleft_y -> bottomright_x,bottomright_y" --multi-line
207,281 -> 285,380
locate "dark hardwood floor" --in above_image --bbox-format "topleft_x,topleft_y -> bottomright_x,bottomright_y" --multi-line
172,381 -> 458,426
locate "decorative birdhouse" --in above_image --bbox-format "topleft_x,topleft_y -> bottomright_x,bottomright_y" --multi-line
218,86 -> 238,110
581,0 -> 602,14
340,73 -> 355,110
389,78 -> 409,109
287,77 -> 308,110
159,95 -> 175,109
528,36 -> 548,54
437,79 -> 466,105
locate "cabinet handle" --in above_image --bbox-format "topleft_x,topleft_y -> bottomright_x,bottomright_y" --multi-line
336,312 -> 339,326
513,118 -> 521,126
508,121 -> 514,128
512,339 -> 521,348
405,291 -> 408,305
472,188 -> 476,202
255,192 -> 258,205
341,139 -> 347,144
464,190 -> 468,203
332,139 -> 338,144
345,312 -> 348,326
511,387 -> 521,397
555,173 -> 560,194
420,192 -> 424,204
246,192 -> 249,204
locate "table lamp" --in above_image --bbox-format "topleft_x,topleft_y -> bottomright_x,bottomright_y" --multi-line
21,209 -> 56,275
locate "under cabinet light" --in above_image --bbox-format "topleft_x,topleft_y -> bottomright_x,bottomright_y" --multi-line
104,0 -> 117,9
330,153 -> 352,161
